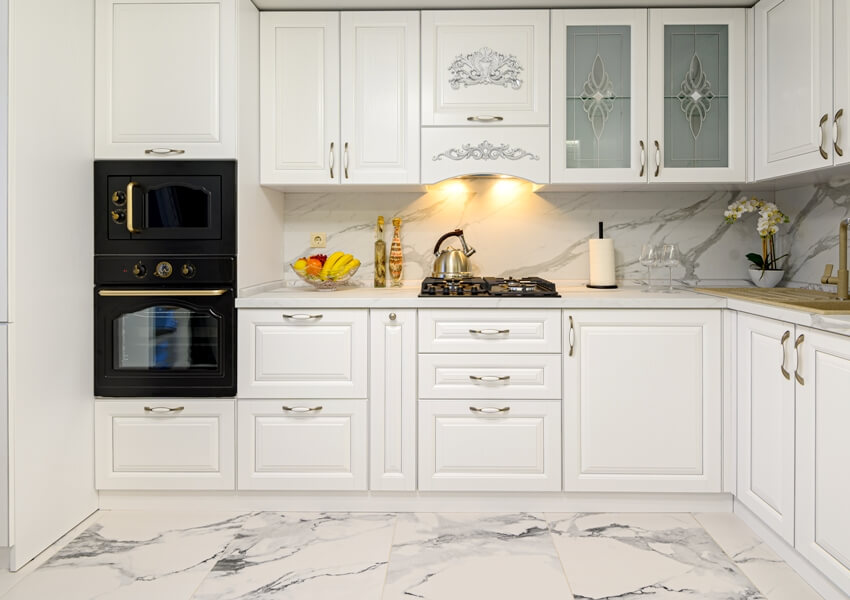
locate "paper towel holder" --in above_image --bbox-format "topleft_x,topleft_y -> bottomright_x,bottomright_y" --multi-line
587,221 -> 619,290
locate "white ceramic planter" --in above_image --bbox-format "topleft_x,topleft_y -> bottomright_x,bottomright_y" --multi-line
749,267 -> 784,288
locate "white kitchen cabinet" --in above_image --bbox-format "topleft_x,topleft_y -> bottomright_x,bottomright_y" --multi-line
795,327 -> 850,596
370,309 -> 417,491
94,400 -> 235,490
237,399 -> 367,491
421,10 -> 549,126
550,9 -> 649,183
418,309 -> 561,354
563,309 -> 721,493
648,9 -> 746,182
736,313 -> 796,544
261,11 -> 419,185
832,0 -> 850,166
238,308 -> 367,398
94,0 -> 237,159
754,0 -> 833,179
418,400 -> 561,492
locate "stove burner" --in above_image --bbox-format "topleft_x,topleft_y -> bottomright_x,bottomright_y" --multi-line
419,276 -> 559,298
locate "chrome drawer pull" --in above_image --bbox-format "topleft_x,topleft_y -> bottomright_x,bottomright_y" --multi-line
144,406 -> 184,414
794,334 -> 805,385
780,330 -> 791,380
568,315 -> 575,357
329,142 -> 335,179
282,405 -> 323,413
282,313 -> 323,321
469,406 -> 510,414
466,115 -> 504,122
469,375 -> 510,383
639,140 -> 646,177
144,148 -> 185,155
653,140 -> 661,177
468,328 -> 509,335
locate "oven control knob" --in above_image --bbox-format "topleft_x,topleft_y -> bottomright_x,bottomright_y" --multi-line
180,263 -> 196,279
111,210 -> 125,224
111,191 -> 126,206
132,262 -> 147,278
154,261 -> 173,279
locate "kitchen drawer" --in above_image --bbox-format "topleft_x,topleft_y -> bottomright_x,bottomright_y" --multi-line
237,399 -> 367,491
418,400 -> 561,491
419,309 -> 560,353
238,308 -> 367,398
95,400 -> 235,490
421,127 -> 550,184
419,354 -> 561,400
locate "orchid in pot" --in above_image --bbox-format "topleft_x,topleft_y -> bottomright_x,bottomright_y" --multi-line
724,197 -> 790,288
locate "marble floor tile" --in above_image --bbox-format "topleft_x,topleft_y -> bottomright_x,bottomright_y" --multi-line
382,513 -> 573,600
191,512 -> 397,600
695,512 -> 824,600
546,513 -> 764,600
0,511 -> 247,600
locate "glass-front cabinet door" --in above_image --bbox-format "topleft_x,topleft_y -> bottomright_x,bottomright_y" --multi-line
648,9 -> 746,183
551,10 -> 648,183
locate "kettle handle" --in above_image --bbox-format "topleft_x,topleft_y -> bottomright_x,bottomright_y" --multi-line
434,229 -> 464,256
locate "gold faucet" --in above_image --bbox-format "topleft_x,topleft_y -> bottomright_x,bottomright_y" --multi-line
821,218 -> 850,300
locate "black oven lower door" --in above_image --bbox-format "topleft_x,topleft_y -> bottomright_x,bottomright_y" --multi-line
95,287 -> 235,397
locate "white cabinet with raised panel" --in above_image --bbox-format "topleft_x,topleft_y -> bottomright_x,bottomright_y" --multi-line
261,11 -> 419,185
95,400 -> 235,490
419,308 -> 561,353
564,309 -> 721,493
95,0 -> 237,159
238,308 -> 367,398
370,309 -> 417,491
736,313 -> 796,544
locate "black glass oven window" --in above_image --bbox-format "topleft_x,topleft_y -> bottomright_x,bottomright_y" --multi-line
145,185 -> 211,228
113,305 -> 219,370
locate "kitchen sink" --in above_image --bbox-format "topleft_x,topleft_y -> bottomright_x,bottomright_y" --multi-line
695,287 -> 850,314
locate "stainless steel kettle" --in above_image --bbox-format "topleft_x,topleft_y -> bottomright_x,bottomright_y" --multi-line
432,229 -> 476,279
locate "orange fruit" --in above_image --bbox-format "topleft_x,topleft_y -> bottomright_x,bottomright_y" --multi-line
305,258 -> 323,277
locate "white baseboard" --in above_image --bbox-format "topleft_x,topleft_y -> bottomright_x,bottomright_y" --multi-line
98,491 -> 734,513
734,500 -> 849,600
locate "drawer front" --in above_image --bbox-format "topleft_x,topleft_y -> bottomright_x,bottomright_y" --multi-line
238,309 -> 367,398
419,354 -> 561,399
419,309 -> 560,353
237,399 -> 367,491
95,400 -> 235,490
419,400 -> 561,491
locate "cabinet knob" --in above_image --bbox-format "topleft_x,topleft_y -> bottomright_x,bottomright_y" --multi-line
389,312 -> 397,321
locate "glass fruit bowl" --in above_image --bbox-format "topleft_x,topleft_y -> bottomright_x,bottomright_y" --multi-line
290,261 -> 360,291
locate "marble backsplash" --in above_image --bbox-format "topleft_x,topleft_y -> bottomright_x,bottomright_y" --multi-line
278,179 -> 846,288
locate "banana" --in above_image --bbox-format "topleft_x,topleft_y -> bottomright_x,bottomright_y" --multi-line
335,258 -> 360,279
319,251 -> 345,280
329,254 -> 353,278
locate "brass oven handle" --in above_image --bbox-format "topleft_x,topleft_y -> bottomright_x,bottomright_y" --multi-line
780,330 -> 791,380
282,313 -> 323,321
639,140 -> 646,177
568,315 -> 575,357
282,405 -> 323,413
819,113 -> 829,160
329,142 -> 335,179
344,142 -> 350,179
835,109 -> 844,157
469,406 -> 510,414
468,328 -> 509,335
98,289 -> 229,297
469,375 -> 511,382
144,406 -> 185,413
144,148 -> 185,156
794,334 -> 805,385
466,115 -> 504,122
654,140 -> 661,177
126,182 -> 141,233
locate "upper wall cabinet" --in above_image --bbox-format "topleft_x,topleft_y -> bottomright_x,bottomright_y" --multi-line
422,10 -> 549,126
755,0 -> 833,179
260,11 -> 420,186
95,0 -> 237,159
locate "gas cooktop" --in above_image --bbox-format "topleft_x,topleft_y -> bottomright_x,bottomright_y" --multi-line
419,276 -> 560,297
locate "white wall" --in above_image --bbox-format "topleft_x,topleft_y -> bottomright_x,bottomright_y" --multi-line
7,0 -> 98,569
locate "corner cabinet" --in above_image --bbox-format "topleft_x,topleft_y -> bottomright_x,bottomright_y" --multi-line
260,11 -> 420,185
563,309 -> 722,493
94,0 -> 237,159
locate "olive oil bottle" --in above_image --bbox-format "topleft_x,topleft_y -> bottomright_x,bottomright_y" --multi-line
374,216 -> 386,287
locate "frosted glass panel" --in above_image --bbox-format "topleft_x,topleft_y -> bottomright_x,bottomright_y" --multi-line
664,25 -> 729,168
565,26 -> 631,169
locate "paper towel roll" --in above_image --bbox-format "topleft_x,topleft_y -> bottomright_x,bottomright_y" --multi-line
588,238 -> 616,287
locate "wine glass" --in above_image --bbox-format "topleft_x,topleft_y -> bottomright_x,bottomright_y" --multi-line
660,243 -> 681,293
639,244 -> 660,292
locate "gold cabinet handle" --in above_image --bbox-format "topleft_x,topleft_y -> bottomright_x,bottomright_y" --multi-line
835,109 -> 845,157
469,406 -> 510,414
282,405 -> 323,413
469,375 -> 511,382
819,113 -> 829,159
794,334 -> 805,385
639,140 -> 646,177
653,140 -> 661,177
144,406 -> 184,413
466,115 -> 504,122
780,330 -> 791,380
144,148 -> 185,155
389,312 -> 397,321
126,182 -> 141,233
343,142 -> 350,179
329,142 -> 335,179
468,328 -> 509,335
281,313 -> 323,321
568,315 -> 575,357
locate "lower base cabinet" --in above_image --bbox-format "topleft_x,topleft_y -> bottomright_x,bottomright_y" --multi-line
95,400 -> 235,490
418,400 -> 561,492
237,399 -> 367,491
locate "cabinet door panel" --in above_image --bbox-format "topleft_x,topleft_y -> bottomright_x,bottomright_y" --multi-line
418,354 -> 561,400
419,309 -> 561,354
260,12 -> 339,184
551,9 -> 648,183
834,0 -> 850,165
736,313 -> 796,543
755,0 -> 833,179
